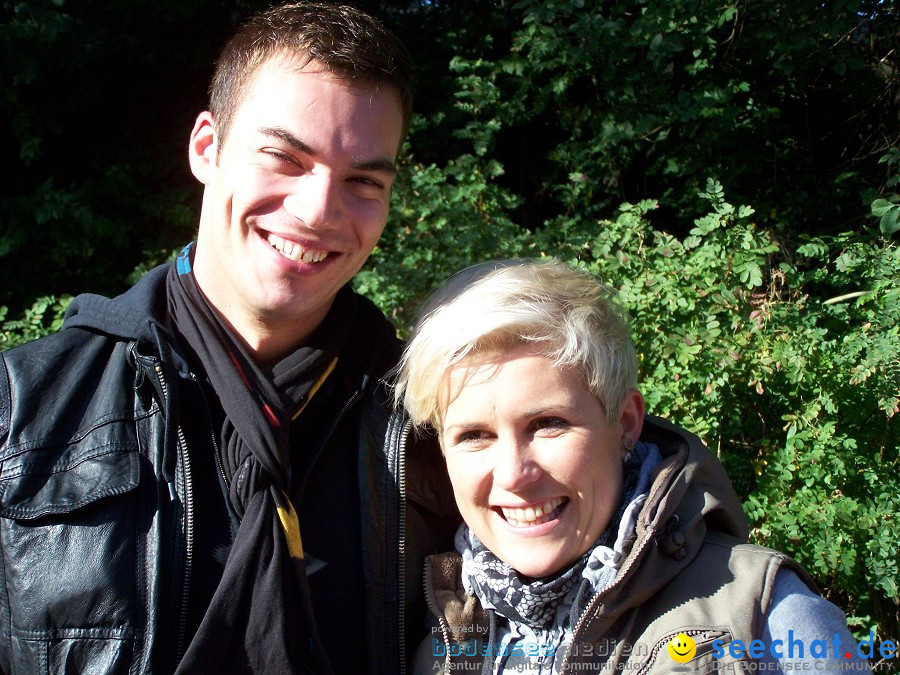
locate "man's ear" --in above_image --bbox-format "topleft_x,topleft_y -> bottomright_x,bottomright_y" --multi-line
618,389 -> 646,448
188,111 -> 217,185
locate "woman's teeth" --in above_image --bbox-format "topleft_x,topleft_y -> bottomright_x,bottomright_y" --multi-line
267,233 -> 329,263
500,497 -> 564,527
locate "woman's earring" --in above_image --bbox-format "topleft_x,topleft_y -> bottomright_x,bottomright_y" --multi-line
623,438 -> 636,463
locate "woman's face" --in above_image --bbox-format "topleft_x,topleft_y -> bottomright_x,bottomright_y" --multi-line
441,344 -> 644,578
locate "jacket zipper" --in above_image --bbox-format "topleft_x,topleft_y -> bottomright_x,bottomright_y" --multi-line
562,531 -> 655,672
155,364 -> 194,664
421,556 -> 453,673
397,418 -> 410,675
186,372 -> 229,490
563,456 -> 686,672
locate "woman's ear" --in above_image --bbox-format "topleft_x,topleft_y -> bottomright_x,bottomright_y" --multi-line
618,389 -> 645,447
188,111 -> 218,185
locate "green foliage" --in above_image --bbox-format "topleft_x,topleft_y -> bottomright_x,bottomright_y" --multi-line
0,295 -> 71,350
3,0 -> 898,651
413,0 -> 898,238
358,146 -> 527,331
873,149 -> 900,235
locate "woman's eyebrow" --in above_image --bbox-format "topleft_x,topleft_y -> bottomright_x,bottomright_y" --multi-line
443,421 -> 482,433
522,404 -> 577,418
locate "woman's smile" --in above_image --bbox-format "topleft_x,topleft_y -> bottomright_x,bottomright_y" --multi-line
497,497 -> 567,528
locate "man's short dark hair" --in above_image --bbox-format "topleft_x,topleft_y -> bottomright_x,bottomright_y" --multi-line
210,1 -> 412,151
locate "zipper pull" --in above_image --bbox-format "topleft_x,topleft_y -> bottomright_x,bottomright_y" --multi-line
168,480 -> 177,501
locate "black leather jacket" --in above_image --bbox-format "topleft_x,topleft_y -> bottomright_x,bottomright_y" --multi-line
0,265 -> 458,674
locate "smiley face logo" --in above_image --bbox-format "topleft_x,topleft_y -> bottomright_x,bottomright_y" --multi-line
667,633 -> 697,663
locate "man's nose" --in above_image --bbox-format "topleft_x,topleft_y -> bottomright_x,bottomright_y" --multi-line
284,173 -> 342,229
492,436 -> 540,493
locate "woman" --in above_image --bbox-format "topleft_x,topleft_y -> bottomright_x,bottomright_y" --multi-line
394,259 -> 869,674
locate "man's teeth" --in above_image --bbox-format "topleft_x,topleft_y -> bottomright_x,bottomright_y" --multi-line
267,234 -> 329,263
501,497 -> 564,527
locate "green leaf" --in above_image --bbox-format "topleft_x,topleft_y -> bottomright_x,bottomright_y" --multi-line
871,198 -> 898,218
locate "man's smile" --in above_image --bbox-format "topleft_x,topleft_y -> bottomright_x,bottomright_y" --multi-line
266,232 -> 330,263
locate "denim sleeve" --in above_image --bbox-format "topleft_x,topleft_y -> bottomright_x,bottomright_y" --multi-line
756,568 -> 872,672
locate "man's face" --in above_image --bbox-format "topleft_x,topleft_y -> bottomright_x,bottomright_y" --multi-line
189,56 -> 404,351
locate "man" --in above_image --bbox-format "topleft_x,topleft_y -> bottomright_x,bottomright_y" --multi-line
0,3 -> 457,673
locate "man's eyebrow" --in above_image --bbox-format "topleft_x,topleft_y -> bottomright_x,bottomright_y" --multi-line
259,126 -> 397,176
259,126 -> 313,155
351,158 -> 397,176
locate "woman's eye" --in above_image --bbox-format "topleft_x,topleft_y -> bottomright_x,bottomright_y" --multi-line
532,417 -> 568,432
455,430 -> 489,445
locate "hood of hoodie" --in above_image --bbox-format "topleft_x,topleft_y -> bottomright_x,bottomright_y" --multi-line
571,414 -> 749,642
62,263 -> 190,375
65,264 -> 172,345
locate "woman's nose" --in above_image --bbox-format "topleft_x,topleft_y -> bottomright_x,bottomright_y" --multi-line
492,437 -> 540,492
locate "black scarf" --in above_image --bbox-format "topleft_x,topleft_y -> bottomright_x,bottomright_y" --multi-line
166,243 -> 360,674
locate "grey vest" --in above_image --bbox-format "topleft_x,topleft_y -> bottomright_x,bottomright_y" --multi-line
420,532 -> 812,674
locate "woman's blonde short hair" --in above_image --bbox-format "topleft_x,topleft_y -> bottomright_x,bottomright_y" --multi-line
394,259 -> 638,431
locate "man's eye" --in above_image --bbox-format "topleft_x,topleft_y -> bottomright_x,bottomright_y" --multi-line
263,149 -> 299,166
351,175 -> 385,190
